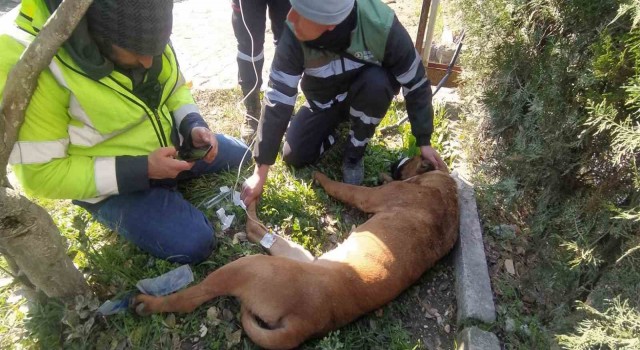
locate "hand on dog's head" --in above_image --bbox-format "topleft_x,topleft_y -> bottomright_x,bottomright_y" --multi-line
390,156 -> 436,181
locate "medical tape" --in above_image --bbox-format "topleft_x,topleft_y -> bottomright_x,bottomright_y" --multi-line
260,231 -> 277,249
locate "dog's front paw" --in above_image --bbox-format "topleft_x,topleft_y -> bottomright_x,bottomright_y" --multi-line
131,294 -> 161,316
312,171 -> 329,184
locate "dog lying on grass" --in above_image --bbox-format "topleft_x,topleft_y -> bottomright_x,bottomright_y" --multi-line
133,156 -> 459,349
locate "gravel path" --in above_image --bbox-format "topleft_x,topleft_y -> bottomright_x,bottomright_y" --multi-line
0,0 -> 18,17
170,0 -> 420,91
171,0 -> 277,91
0,0 -> 421,92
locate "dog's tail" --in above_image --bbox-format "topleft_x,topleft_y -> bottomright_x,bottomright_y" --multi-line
241,307 -> 305,350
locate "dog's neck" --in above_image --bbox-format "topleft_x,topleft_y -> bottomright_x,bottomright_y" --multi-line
401,174 -> 421,183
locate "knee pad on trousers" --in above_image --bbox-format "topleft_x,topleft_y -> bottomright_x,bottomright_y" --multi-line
283,141 -> 315,168
352,66 -> 399,99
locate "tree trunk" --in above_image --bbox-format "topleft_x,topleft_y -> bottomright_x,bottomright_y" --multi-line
0,188 -> 88,297
0,0 -> 94,298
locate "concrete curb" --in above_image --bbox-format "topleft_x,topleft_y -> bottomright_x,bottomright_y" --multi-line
451,172 -> 499,349
452,172 -> 496,325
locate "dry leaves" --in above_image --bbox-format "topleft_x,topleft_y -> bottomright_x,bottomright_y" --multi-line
199,324 -> 208,338
206,306 -> 222,326
163,314 -> 176,328
232,232 -> 248,244
417,298 -> 440,320
226,329 -> 242,348
505,259 -> 516,275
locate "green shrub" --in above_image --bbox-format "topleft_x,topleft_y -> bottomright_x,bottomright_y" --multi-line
557,298 -> 640,350
451,0 -> 639,346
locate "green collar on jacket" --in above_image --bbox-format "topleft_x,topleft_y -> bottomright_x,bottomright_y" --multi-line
288,0 -> 394,67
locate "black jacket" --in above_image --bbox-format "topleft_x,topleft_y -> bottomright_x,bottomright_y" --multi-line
254,7 -> 433,165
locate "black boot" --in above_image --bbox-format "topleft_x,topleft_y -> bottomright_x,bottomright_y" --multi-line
342,156 -> 364,185
240,90 -> 261,143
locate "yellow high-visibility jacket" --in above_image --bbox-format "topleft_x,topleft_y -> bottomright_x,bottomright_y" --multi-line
1,0 -> 207,202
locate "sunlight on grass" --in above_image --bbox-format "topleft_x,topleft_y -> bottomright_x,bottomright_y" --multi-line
0,93 -> 456,349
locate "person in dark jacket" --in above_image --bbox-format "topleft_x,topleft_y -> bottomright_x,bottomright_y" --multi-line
232,0 -> 291,141
241,0 -> 446,205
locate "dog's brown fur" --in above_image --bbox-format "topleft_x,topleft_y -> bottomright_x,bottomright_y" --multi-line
133,157 -> 459,350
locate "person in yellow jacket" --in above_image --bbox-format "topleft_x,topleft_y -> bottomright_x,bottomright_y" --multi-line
1,0 -> 251,264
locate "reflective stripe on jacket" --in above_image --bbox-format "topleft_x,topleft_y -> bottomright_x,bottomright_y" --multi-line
1,0 -> 202,201
254,0 -> 434,165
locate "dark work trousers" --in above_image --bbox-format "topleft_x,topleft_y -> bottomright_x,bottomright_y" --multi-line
283,65 -> 401,168
231,0 -> 290,96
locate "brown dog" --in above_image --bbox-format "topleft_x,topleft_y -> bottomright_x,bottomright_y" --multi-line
133,156 -> 459,349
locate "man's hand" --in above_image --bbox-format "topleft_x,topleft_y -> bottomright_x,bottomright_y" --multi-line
148,147 -> 194,179
241,164 -> 270,206
191,127 -> 218,163
420,145 -> 448,172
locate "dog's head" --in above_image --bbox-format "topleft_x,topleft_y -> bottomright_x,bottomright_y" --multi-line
390,156 -> 436,180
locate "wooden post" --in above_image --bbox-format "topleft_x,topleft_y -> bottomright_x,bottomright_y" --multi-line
415,0 -> 431,55
422,0 -> 440,67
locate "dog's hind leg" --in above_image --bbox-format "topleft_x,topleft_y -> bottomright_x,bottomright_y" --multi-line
133,256 -> 260,315
241,307 -> 310,350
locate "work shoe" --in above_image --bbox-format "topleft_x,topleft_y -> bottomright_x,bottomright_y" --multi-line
342,156 -> 364,185
240,118 -> 258,143
240,91 -> 261,143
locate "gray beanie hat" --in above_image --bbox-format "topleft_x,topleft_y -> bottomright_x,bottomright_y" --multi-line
87,0 -> 173,56
290,0 -> 356,25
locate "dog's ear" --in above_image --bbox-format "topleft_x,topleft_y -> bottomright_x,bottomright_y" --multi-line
392,156 -> 432,180
379,172 -> 394,184
389,159 -> 402,180
419,159 -> 436,173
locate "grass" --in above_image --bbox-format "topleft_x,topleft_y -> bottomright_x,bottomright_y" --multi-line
0,88 -> 457,349
470,181 -> 640,349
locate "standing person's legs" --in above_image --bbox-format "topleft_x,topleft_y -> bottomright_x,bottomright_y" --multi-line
232,0 -> 267,140
267,0 -> 291,44
232,0 -> 267,95
282,102 -> 348,168
342,66 -> 400,184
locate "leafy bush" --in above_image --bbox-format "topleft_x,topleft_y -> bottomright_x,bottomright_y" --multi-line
450,0 -> 639,346
557,298 -> 640,350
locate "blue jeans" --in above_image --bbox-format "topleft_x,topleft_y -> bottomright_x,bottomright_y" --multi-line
75,134 -> 251,264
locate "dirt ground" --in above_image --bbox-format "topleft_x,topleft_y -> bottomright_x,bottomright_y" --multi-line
0,0 -> 17,16
171,0 -> 427,93
398,255 -> 458,349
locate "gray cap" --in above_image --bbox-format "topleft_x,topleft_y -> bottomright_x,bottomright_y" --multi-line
290,0 -> 356,25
